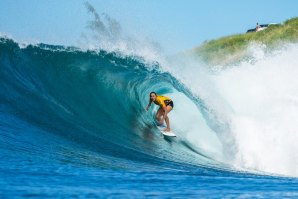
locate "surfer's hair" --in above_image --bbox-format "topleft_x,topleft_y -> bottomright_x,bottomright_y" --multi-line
150,92 -> 157,97
149,92 -> 157,102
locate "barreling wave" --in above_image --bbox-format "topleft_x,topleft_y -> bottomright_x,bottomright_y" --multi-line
2,36 -> 298,179
0,37 -> 228,174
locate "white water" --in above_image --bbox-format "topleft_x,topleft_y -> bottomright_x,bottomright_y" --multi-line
215,44 -> 298,177
165,44 -> 298,177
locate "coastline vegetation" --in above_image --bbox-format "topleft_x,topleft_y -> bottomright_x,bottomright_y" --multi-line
191,17 -> 298,65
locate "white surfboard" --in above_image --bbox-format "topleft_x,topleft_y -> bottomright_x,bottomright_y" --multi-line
156,125 -> 177,137
161,131 -> 177,137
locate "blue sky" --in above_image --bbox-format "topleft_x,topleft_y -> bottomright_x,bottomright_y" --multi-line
0,0 -> 297,53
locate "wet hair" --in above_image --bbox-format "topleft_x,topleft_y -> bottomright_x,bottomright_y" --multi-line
149,92 -> 157,101
150,91 -> 157,96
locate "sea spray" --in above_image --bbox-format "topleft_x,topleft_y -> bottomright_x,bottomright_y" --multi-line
163,43 -> 298,177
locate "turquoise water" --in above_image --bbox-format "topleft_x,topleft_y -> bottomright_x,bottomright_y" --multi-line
0,37 -> 297,198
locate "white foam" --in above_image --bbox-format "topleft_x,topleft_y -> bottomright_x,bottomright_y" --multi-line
216,44 -> 298,177
202,44 -> 298,176
162,43 -> 298,177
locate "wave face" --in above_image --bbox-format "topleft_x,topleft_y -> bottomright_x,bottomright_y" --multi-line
0,37 -> 298,197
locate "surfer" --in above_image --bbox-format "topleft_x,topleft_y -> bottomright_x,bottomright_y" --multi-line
146,92 -> 173,132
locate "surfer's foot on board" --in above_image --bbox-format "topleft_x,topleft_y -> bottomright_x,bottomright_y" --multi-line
163,128 -> 170,132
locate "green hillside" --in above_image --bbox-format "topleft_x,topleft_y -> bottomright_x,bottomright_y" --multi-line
191,17 -> 298,66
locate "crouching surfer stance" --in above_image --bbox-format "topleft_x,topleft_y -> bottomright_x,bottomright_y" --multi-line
146,92 -> 174,132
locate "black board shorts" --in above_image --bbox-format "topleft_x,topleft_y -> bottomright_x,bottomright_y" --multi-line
166,101 -> 174,108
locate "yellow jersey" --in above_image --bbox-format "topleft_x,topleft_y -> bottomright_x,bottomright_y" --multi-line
153,95 -> 172,108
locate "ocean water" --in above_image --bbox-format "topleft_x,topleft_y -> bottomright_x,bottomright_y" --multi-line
0,37 -> 298,198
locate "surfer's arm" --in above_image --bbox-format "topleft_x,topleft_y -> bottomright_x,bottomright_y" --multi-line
146,100 -> 152,111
